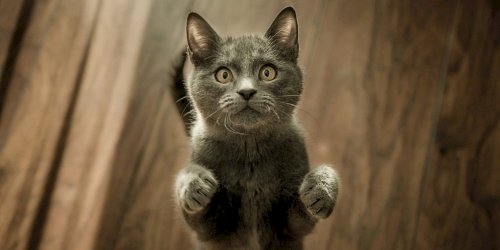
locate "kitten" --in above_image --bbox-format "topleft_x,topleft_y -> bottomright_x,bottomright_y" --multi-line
174,7 -> 339,250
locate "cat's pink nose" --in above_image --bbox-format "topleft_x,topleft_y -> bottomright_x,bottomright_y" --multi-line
237,88 -> 256,100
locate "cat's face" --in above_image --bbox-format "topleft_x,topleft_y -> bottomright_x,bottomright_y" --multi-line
186,7 -> 302,134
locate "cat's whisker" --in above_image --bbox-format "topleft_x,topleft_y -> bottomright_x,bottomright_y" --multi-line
227,113 -> 236,125
181,102 -> 192,117
205,107 -> 223,120
270,107 -> 281,121
275,108 -> 293,119
176,95 -> 189,103
227,114 -> 247,135
278,101 -> 319,123
282,102 -> 298,107
279,95 -> 301,97
223,116 -> 233,134
182,109 -> 195,118
215,114 -> 222,126
223,115 -> 246,135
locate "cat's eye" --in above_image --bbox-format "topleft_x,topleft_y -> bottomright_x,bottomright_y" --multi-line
259,65 -> 277,81
215,67 -> 233,84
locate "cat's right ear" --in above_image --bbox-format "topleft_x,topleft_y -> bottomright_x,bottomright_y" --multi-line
186,13 -> 220,66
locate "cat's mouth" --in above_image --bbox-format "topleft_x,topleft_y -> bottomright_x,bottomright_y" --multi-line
233,105 -> 258,116
221,100 -> 276,126
234,103 -> 273,121
236,103 -> 266,115
241,106 -> 255,112
217,101 -> 279,132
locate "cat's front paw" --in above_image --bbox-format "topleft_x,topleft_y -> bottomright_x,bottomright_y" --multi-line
299,165 -> 339,219
175,166 -> 218,214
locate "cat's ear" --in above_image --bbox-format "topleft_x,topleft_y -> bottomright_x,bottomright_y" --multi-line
186,13 -> 220,66
265,7 -> 299,61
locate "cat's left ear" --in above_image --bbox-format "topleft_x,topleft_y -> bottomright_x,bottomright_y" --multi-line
186,13 -> 220,66
265,7 -> 299,61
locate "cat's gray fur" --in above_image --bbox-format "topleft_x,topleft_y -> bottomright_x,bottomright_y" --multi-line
174,7 -> 339,250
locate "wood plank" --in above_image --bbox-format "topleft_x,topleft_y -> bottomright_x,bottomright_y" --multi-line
414,0 -> 500,249
300,0 -> 457,249
0,0 -> 101,249
36,0 -> 155,249
90,0 -> 193,249
0,0 -> 25,78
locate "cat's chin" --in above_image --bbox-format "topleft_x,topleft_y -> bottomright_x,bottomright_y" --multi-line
223,108 -> 272,132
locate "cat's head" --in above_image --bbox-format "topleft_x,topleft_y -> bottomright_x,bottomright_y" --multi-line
186,7 -> 302,135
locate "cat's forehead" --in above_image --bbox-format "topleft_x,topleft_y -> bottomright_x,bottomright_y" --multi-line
217,36 -> 276,61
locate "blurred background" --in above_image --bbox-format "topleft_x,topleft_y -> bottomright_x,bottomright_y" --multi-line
0,0 -> 498,249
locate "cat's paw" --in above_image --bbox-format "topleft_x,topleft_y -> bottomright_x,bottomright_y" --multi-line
175,166 -> 218,214
299,165 -> 339,219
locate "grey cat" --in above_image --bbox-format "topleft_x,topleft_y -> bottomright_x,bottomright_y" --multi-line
174,7 -> 339,250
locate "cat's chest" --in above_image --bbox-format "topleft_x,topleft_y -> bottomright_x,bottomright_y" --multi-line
195,137 -> 282,170
193,133 -> 308,195
197,137 -> 284,197
219,151 -> 281,195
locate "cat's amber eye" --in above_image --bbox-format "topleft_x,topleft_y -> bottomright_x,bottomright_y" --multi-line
259,65 -> 277,81
215,67 -> 233,84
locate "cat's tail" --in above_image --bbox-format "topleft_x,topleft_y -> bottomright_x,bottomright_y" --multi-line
169,50 -> 192,135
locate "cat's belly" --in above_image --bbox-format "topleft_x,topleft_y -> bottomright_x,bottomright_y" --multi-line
201,177 -> 302,249
196,147 -> 309,248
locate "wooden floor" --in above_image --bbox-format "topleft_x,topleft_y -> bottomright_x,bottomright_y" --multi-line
0,0 -> 498,249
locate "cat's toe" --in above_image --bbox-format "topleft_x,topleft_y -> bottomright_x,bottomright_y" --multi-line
299,165 -> 339,219
300,188 -> 334,219
178,171 -> 218,213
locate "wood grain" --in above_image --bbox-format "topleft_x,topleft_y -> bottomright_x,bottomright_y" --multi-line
414,0 -> 500,249
300,0 -> 457,249
37,0 -> 154,249
0,0 -> 100,249
0,0 -> 26,82
91,0 -> 193,249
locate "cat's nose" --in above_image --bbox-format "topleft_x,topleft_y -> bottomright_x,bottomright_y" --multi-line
237,88 -> 257,100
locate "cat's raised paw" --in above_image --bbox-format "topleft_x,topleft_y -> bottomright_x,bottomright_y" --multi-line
176,167 -> 218,214
299,165 -> 339,219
